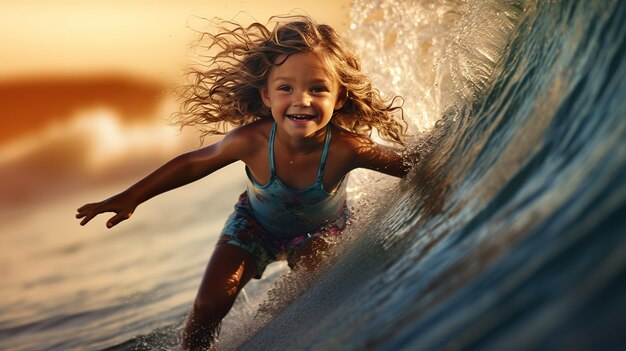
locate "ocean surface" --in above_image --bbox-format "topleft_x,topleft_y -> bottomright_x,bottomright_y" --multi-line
2,0 -> 625,350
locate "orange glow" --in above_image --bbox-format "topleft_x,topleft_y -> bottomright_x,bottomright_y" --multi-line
0,76 -> 165,145
0,1 -> 350,209
0,1 -> 351,81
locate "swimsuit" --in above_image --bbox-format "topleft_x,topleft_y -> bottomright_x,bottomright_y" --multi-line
218,122 -> 348,278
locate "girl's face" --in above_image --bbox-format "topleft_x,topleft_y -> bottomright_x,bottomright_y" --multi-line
261,52 -> 345,141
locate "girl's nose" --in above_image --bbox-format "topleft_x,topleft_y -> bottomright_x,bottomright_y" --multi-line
293,91 -> 312,106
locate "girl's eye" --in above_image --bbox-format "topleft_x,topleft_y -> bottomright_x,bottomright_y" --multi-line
278,85 -> 292,92
311,86 -> 329,93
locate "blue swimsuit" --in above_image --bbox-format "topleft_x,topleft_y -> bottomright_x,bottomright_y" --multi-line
218,122 -> 349,278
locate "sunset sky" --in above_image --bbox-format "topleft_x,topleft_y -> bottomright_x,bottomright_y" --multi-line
0,0 -> 350,81
0,1 -> 351,209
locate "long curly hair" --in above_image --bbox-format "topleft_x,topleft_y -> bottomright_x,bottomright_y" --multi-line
175,15 -> 406,145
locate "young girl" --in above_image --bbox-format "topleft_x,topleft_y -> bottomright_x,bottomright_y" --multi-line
76,15 -> 410,350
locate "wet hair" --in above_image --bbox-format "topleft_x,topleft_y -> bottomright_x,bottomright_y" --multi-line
175,15 -> 406,145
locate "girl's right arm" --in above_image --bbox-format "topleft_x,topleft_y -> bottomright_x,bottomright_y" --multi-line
76,129 -> 252,228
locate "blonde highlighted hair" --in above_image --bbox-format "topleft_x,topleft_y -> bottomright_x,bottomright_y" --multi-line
176,15 -> 406,145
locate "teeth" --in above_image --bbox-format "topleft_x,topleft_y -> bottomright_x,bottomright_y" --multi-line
288,114 -> 315,120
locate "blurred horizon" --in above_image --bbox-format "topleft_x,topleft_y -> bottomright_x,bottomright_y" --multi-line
0,0 -> 350,81
0,0 -> 351,211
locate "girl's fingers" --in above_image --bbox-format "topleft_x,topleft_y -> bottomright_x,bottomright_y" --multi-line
76,207 -> 93,219
106,211 -> 133,228
76,206 -> 88,218
77,199 -> 134,228
77,202 -> 98,213
80,212 -> 97,226
76,202 -> 112,226
76,203 -> 100,218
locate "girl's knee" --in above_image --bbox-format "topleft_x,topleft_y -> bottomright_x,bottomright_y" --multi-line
195,246 -> 256,307
193,278 -> 250,318
193,289 -> 235,317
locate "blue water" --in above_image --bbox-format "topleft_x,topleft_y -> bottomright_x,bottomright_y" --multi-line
240,0 -> 626,350
1,0 -> 625,350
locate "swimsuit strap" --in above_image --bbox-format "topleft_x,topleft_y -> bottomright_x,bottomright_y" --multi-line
317,125 -> 332,181
269,122 -> 332,181
269,122 -> 277,176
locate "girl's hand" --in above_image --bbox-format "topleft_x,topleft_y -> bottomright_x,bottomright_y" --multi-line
76,193 -> 138,228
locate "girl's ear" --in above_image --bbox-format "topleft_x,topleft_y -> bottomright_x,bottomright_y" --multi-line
334,89 -> 349,110
260,87 -> 271,107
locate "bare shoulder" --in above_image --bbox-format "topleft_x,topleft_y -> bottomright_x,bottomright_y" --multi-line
330,126 -> 370,157
220,119 -> 272,157
178,119 -> 271,175
224,118 -> 272,142
330,124 -> 407,178
329,124 -> 395,159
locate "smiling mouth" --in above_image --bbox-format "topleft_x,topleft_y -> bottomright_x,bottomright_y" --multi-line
287,114 -> 317,121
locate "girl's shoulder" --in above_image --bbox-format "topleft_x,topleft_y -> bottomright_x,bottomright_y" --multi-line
226,118 -> 272,140
220,118 -> 272,156
328,124 -> 375,169
330,124 -> 376,152
329,123 -> 407,177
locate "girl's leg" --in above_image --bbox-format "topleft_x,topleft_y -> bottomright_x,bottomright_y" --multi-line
182,243 -> 257,350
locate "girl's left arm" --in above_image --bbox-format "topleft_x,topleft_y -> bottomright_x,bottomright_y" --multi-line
352,140 -> 410,178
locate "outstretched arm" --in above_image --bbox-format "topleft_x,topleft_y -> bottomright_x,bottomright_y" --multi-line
352,139 -> 412,178
76,134 -> 241,228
